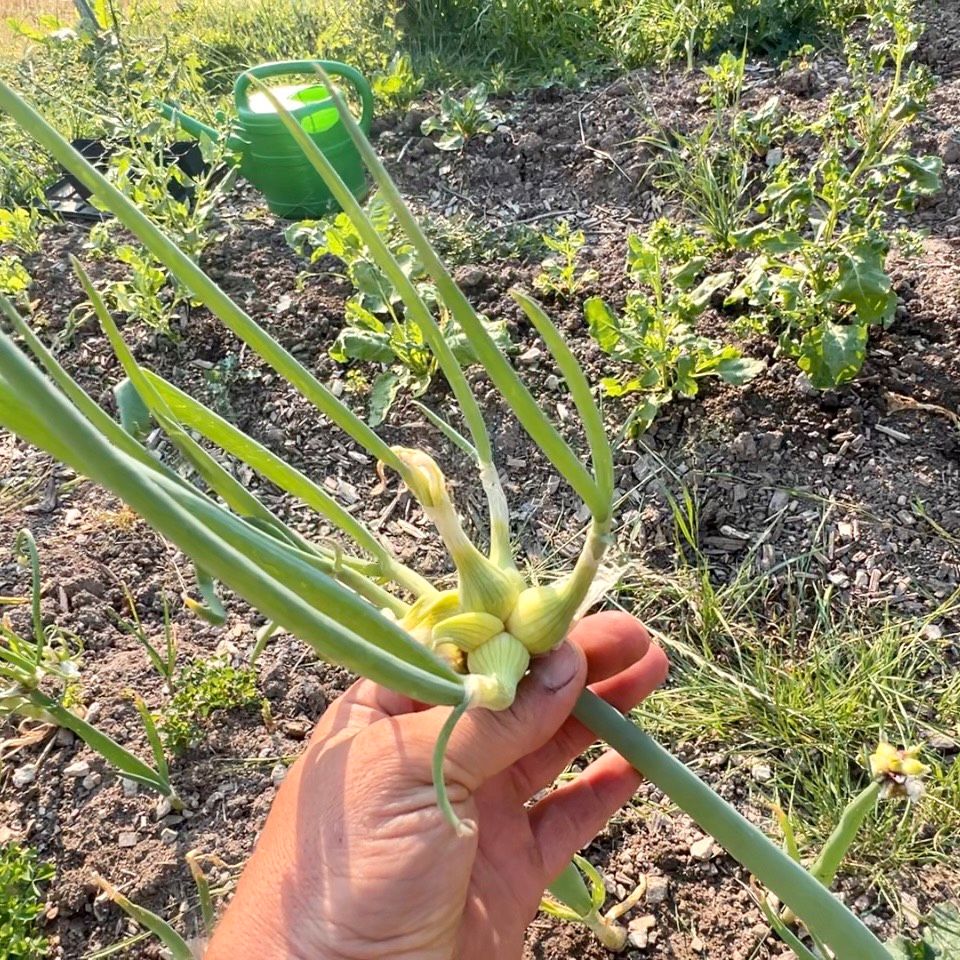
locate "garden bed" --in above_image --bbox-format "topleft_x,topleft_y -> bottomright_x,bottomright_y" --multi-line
1,2 -> 959,957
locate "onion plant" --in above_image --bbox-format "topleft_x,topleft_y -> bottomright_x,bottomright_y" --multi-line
0,73 -> 893,959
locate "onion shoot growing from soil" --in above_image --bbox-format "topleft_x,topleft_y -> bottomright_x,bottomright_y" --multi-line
0,73 -> 893,959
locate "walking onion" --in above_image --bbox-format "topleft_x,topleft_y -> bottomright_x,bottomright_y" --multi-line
0,73 -> 893,959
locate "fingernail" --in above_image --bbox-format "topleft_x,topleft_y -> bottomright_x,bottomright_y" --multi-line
536,642 -> 580,693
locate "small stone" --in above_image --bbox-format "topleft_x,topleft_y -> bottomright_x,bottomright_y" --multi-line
118,831 -> 138,848
690,836 -> 717,861
794,373 -> 817,397
691,935 -> 705,952
518,346 -> 543,364
55,728 -> 75,747
64,507 -> 82,526
645,875 -> 669,905
766,147 -> 783,167
13,764 -> 36,788
731,431 -> 757,461
121,778 -> 139,798
627,915 -> 657,949
160,827 -> 178,846
64,760 -> 90,778
751,762 -> 773,783
271,763 -> 287,787
155,797 -> 173,820
544,374 -> 561,391
768,490 -> 790,513
82,773 -> 102,790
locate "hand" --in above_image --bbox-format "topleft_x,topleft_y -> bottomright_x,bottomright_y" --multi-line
206,611 -> 668,960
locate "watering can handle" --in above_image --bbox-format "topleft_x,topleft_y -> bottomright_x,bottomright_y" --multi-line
234,60 -> 374,134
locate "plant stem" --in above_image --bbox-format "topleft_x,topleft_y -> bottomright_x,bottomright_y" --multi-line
809,781 -> 881,887
574,692 -> 890,960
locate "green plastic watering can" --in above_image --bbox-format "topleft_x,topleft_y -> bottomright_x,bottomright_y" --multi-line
159,60 -> 374,219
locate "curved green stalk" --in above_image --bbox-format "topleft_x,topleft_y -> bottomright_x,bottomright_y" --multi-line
0,79 -> 403,475
13,529 -> 44,659
0,330 -> 464,706
511,291 -> 614,517
257,78 -> 514,564
303,66 -> 606,522
141,370 -> 432,598
573,691 -> 889,960
809,782 -> 881,888
432,694 -> 474,837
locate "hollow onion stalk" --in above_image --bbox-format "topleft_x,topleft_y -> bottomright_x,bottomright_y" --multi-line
0,76 -> 890,959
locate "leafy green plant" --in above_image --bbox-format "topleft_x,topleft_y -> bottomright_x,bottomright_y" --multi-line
585,220 -> 763,433
726,0 -> 941,388
644,50 -> 780,250
372,51 -> 424,111
158,658 -> 261,754
0,71 -> 898,959
286,196 -> 511,425
1,530 -> 180,803
0,207 -> 42,255
0,842 -> 53,959
421,84 -> 501,150
533,221 -> 598,300
0,256 -> 30,303
887,903 -> 960,959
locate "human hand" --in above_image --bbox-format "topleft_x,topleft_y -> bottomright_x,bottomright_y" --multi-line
205,611 -> 668,960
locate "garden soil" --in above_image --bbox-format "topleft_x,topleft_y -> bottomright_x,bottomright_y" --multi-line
2,3 -> 959,957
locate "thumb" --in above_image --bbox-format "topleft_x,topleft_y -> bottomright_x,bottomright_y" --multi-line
415,641 -> 587,791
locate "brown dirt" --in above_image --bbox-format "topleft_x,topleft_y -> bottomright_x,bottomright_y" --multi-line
2,3 -> 959,958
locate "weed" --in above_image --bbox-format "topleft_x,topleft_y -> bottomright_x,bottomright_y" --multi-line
421,84 -> 501,151
0,255 -> 30,303
0,206 -> 42,255
158,658 -> 261,754
726,0 -> 941,387
0,843 -> 54,959
585,219 -> 763,433
620,483 -> 960,893
643,50 -> 780,250
372,51 -> 424,112
533,221 -> 598,301
112,587 -> 178,690
286,195 -> 511,425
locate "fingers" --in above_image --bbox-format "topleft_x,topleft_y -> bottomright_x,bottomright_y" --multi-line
509,621 -> 667,799
407,641 -> 588,791
528,750 -> 642,883
571,611 -> 653,684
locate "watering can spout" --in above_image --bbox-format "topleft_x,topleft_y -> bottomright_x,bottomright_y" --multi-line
158,102 -> 224,145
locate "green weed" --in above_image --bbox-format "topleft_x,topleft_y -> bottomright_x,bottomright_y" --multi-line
0,843 -> 54,959
0,206 -> 43,255
533,221 -> 598,301
620,484 -> 960,895
421,83 -> 501,151
585,219 -> 763,434
158,658 -> 261,754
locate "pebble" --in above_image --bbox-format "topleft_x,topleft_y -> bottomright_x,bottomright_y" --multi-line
271,763 -> 288,787
689,836 -> 718,861
751,762 -> 773,782
64,760 -> 90,778
768,490 -> 790,513
627,915 -> 657,949
13,764 -> 36,788
82,773 -> 102,790
121,778 -> 139,798
160,827 -> 178,846
155,797 -> 173,820
731,431 -> 758,461
518,346 -> 543,364
118,831 -> 138,848
645,875 -> 669,905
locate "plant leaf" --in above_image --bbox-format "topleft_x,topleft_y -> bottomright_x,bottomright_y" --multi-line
715,356 -> 765,385
368,370 -> 401,426
827,243 -> 897,327
584,297 -> 622,354
798,321 -> 868,388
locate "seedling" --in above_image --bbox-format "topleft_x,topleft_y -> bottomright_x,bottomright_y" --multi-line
585,220 -> 763,433
0,530 -> 180,803
533,221 -> 598,300
0,206 -> 43,255
421,84 -> 501,151
372,52 -> 424,111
